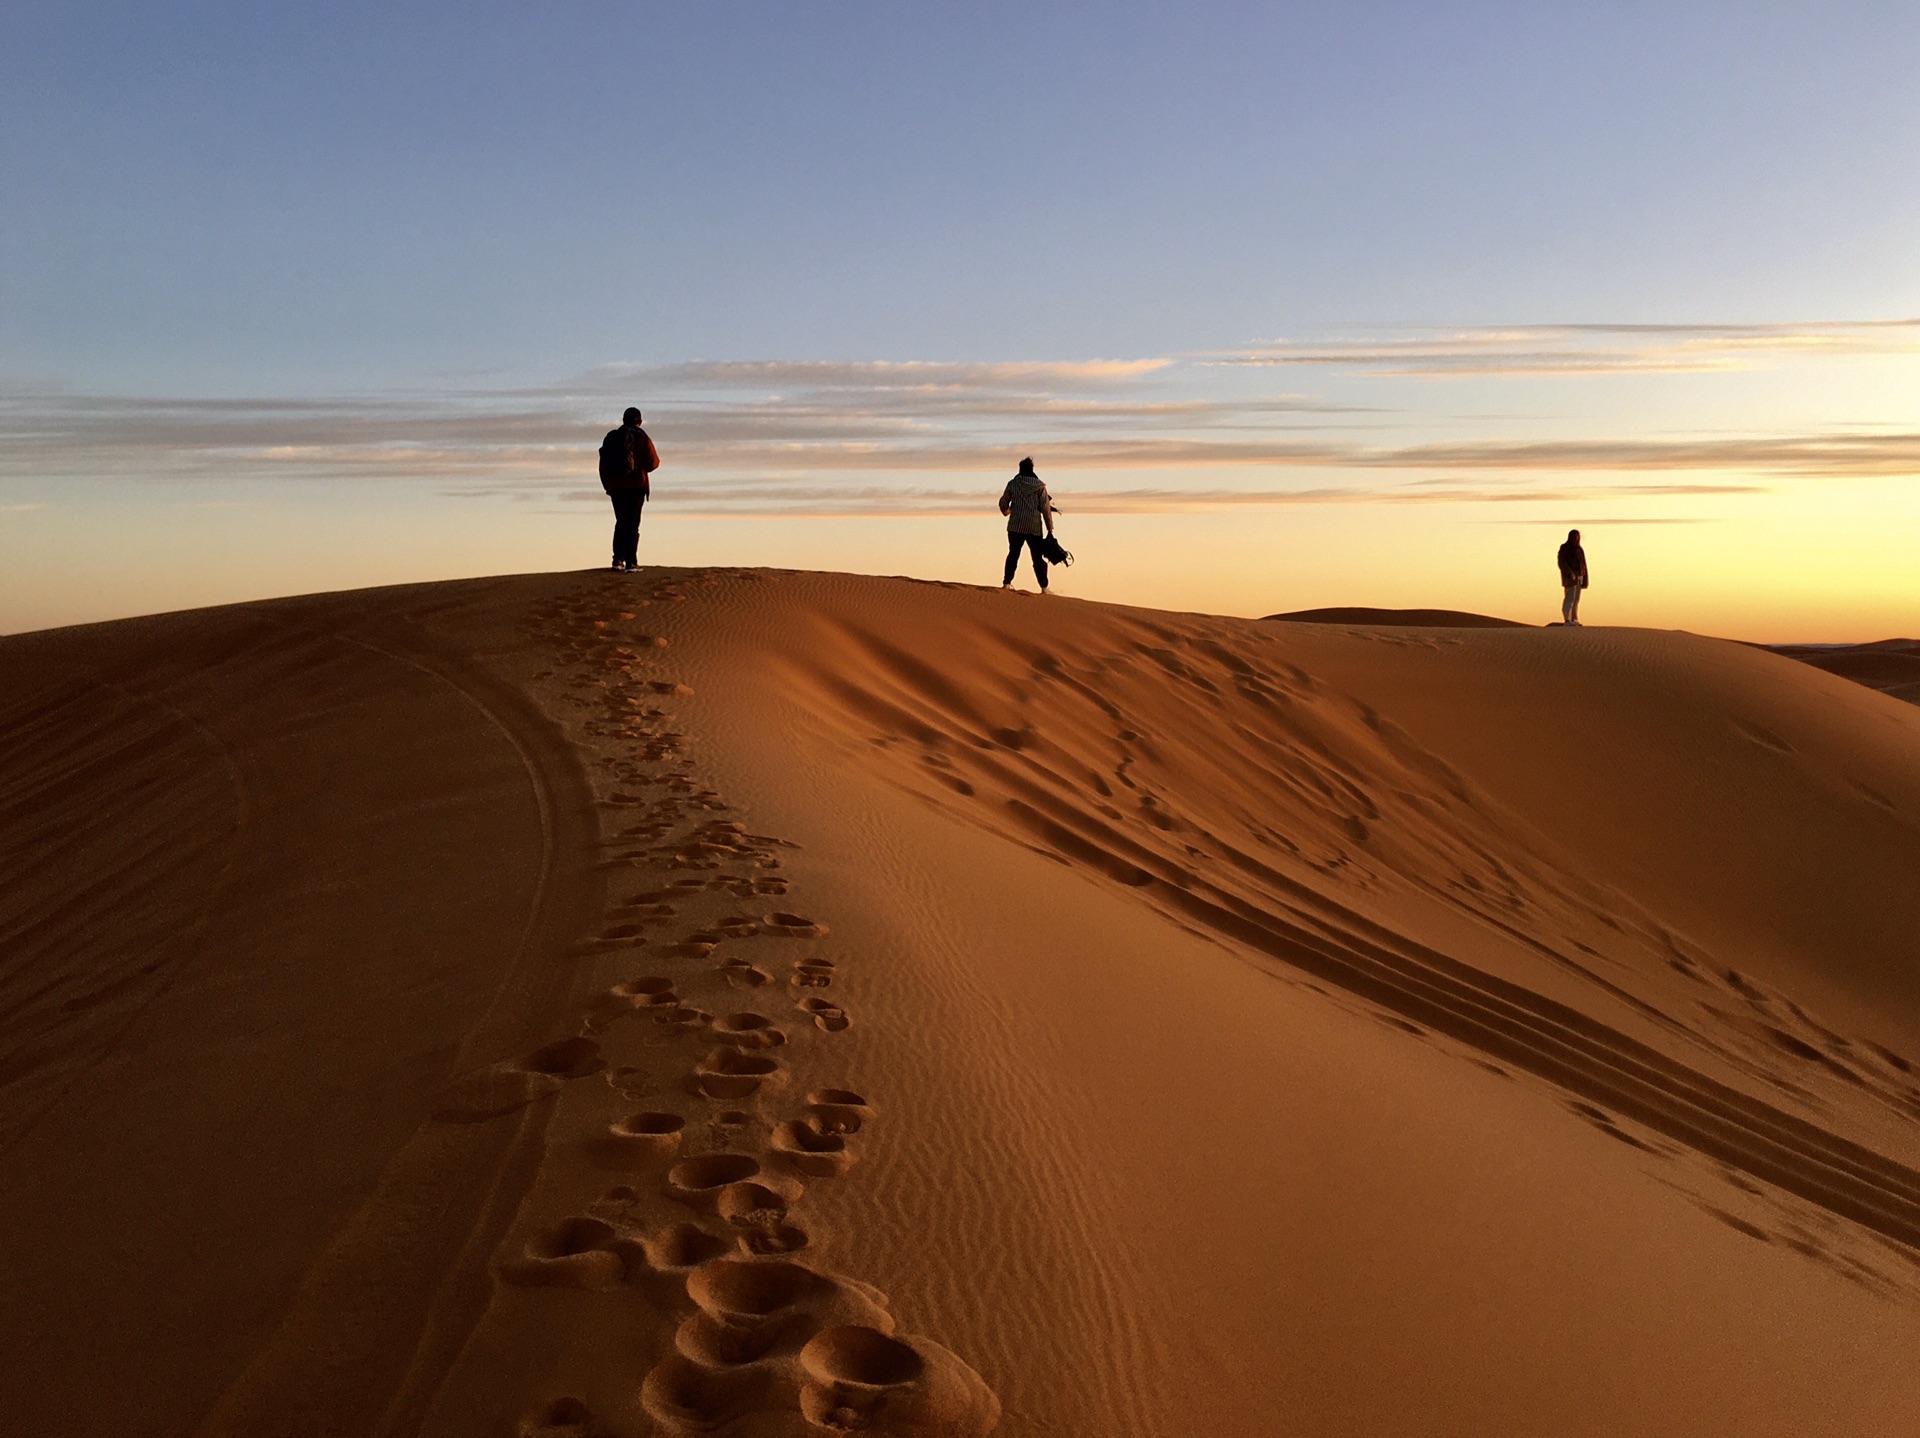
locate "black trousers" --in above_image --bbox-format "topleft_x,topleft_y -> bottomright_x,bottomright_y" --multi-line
1004,531 -> 1049,588
609,489 -> 645,566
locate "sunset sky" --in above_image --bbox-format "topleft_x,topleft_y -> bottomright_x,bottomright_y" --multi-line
4,2 -> 1917,637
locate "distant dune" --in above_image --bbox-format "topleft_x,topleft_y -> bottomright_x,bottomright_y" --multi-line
1266,605 -> 1529,628
1770,638 -> 1920,707
4,569 -> 1919,1437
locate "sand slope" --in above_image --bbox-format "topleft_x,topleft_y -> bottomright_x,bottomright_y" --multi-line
1772,638 -> 1920,707
3,570 -> 1918,1437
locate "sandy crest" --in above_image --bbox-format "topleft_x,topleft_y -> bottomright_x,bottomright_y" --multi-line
2,568 -> 1918,1437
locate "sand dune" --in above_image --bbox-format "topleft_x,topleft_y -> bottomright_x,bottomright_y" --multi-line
1772,638 -> 1920,707
1265,605 -> 1528,628
3,569 -> 1918,1437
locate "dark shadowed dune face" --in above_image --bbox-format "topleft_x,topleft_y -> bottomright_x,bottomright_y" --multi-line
1769,640 -> 1920,707
1265,606 -> 1528,629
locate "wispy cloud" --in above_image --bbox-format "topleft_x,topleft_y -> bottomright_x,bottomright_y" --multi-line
559,358 -> 1175,393
1215,319 -> 1920,377
446,477 -> 1769,519
3,321 -> 1915,516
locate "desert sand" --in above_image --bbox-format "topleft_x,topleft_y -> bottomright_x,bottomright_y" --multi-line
3,567 -> 1919,1437
1771,638 -> 1920,708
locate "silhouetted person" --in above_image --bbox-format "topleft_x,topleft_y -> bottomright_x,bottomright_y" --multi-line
598,407 -> 659,572
999,457 -> 1056,593
1557,528 -> 1589,625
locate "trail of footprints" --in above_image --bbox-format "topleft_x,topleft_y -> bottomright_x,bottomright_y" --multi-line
471,584 -> 999,1437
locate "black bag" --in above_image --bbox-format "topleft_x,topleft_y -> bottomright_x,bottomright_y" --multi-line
597,429 -> 631,490
1040,534 -> 1073,567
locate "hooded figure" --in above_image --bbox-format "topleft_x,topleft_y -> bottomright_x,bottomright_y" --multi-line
998,458 -> 1055,591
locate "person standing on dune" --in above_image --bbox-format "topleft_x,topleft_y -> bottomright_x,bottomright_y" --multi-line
599,407 -> 659,572
1557,528 -> 1589,626
999,457 -> 1056,593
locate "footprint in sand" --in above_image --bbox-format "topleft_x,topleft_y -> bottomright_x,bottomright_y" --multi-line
497,1216 -> 624,1288
612,976 -> 678,1006
672,1261 -> 889,1371
739,1220 -> 812,1258
651,1004 -> 711,1033
797,1325 -> 1002,1437
666,1154 -> 800,1212
806,1089 -> 872,1135
588,1184 -> 640,1220
605,1111 -> 687,1161
588,977 -> 677,1028
431,1037 -> 605,1122
721,958 -> 774,989
716,1179 -> 791,1228
797,996 -> 851,1032
711,1011 -> 787,1049
694,1047 -> 784,1099
791,957 -> 836,989
773,1117 -> 856,1177
641,1221 -> 732,1275
765,911 -> 829,939
637,1354 -> 770,1435
636,1260 -> 1000,1438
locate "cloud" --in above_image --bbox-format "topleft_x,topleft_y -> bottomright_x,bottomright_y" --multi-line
1214,320 -> 1920,377
441,477 -> 1768,519
4,325 -> 1915,517
1480,515 -> 1723,526
555,358 -> 1175,394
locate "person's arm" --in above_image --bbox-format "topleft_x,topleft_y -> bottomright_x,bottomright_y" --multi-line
642,430 -> 660,472
1041,486 -> 1055,534
998,482 -> 1012,517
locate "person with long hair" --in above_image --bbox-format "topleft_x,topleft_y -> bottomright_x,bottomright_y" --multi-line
1557,529 -> 1589,625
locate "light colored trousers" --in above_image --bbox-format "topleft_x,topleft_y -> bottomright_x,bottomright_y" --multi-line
1562,584 -> 1583,624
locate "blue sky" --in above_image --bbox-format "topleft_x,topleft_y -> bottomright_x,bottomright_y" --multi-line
3,2 -> 1918,635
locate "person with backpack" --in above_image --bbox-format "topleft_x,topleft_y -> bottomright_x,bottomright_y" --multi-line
999,457 -> 1060,593
599,407 -> 660,572
1557,528 -> 1589,625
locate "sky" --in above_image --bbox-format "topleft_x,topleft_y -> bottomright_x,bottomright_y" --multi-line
3,1 -> 1917,638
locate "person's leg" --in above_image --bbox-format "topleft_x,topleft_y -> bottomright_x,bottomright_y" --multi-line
627,494 -> 645,568
1031,535 -> 1049,591
611,491 -> 641,568
1568,584 -> 1581,625
1003,532 -> 1023,586
1562,584 -> 1579,624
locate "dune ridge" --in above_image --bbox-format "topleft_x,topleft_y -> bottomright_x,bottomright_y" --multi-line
4,568 -> 1919,1436
1771,638 -> 1920,706
1265,605 -> 1528,628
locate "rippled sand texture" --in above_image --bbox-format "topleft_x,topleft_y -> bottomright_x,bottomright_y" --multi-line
3,568 -> 1919,1437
